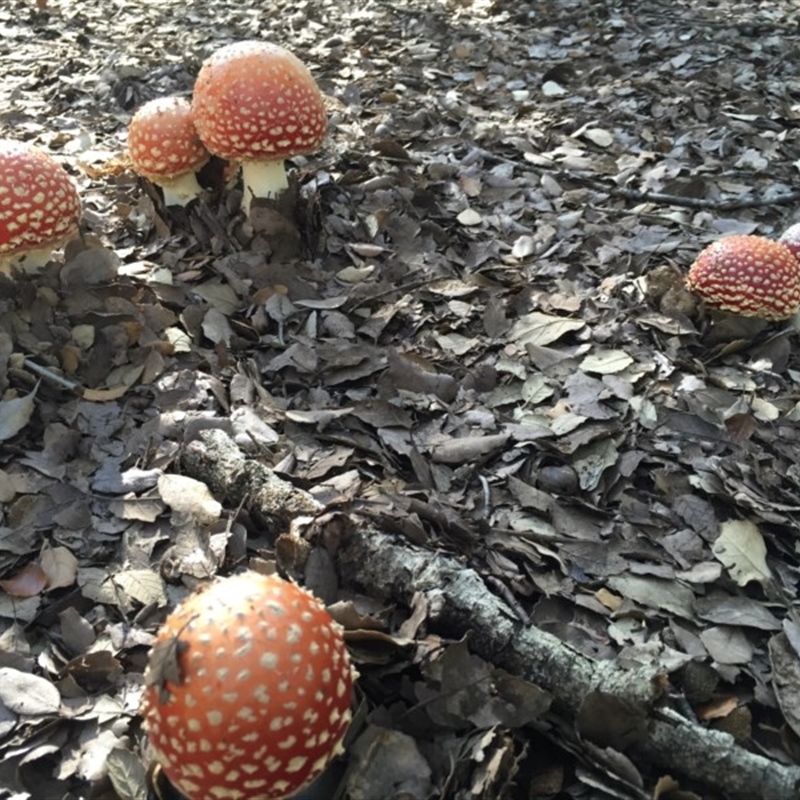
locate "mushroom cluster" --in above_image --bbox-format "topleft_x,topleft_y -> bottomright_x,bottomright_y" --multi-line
0,139 -> 81,273
127,40 -> 327,214
685,234 -> 800,321
141,571 -> 355,800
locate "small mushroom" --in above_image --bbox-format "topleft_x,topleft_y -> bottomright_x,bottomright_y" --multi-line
141,571 -> 355,800
191,41 -> 327,215
127,96 -> 210,207
686,235 -> 800,321
0,139 -> 81,273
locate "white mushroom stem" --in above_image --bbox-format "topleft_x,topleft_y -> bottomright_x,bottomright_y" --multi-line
0,250 -> 49,275
240,159 -> 288,215
0,243 -> 66,275
154,172 -> 204,207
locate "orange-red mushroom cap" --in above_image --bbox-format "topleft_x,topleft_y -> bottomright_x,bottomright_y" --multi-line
191,41 -> 327,162
686,235 -> 800,320
0,139 -> 81,269
191,41 -> 327,212
141,571 -> 355,800
127,97 -> 209,206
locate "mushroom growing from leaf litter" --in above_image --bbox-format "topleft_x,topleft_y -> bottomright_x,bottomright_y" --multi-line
141,571 -> 355,800
685,234 -> 800,321
0,139 -> 81,273
191,40 -> 327,215
127,96 -> 210,207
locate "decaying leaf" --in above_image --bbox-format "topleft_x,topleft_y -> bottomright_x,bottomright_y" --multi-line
345,725 -> 433,800
509,312 -> 585,347
0,386 -> 37,442
769,633 -> 800,740
711,520 -> 771,587
0,562 -> 48,598
106,748 -> 148,800
41,546 -> 79,591
0,667 -> 60,715
607,575 -> 695,619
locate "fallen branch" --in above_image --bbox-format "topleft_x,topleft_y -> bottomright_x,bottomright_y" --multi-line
181,429 -> 800,800
567,172 -> 800,211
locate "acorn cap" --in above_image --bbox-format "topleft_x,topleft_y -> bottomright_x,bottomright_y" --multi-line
686,235 -> 800,320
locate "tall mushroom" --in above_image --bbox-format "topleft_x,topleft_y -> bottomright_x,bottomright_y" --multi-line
685,235 -> 800,321
127,96 -> 210,207
191,41 -> 327,215
0,139 -> 81,273
141,571 -> 355,800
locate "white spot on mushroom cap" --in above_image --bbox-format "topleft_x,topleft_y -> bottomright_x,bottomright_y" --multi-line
259,651 -> 278,670
286,755 -> 309,774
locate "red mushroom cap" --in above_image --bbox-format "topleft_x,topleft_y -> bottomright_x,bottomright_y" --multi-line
127,97 -> 209,206
191,41 -> 327,211
686,234 -> 800,320
779,222 -> 800,261
0,139 -> 81,269
141,571 -> 355,800
191,41 -> 326,162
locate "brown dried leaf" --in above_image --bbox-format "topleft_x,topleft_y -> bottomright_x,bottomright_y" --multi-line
0,562 -> 48,598
0,387 -> 37,443
41,546 -> 78,591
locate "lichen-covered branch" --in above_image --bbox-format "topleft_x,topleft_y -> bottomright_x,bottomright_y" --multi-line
181,429 -> 800,800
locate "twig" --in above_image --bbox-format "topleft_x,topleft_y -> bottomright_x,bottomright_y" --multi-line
181,429 -> 800,800
568,173 -> 800,211
19,358 -> 83,394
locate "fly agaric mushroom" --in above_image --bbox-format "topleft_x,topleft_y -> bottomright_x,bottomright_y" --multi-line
0,139 -> 81,273
141,571 -> 355,800
127,96 -> 210,207
191,41 -> 327,215
686,234 -> 800,320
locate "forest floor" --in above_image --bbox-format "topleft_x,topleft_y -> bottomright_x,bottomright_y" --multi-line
1,0 -> 800,798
